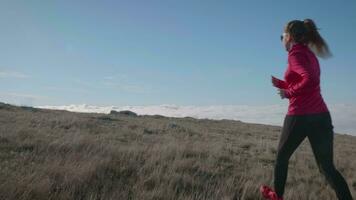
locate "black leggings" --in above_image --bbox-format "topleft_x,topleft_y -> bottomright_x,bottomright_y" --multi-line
274,112 -> 353,200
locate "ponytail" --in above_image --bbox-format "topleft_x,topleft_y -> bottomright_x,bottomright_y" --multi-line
285,19 -> 332,59
303,19 -> 332,58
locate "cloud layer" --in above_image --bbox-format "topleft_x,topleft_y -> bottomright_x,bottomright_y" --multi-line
0,71 -> 29,79
37,103 -> 356,136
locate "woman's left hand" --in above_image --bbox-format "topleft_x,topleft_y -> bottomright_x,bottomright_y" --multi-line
278,89 -> 287,99
272,76 -> 282,88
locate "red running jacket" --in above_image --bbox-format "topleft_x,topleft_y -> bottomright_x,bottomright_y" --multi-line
274,43 -> 329,115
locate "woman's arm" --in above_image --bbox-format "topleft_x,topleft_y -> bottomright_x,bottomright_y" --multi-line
272,76 -> 288,89
284,51 -> 316,98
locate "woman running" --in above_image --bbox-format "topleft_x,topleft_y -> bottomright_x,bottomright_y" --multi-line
260,19 -> 354,200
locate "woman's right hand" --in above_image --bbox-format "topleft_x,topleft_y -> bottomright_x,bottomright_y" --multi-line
278,89 -> 288,99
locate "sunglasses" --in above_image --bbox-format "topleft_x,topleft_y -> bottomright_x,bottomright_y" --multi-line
280,33 -> 287,41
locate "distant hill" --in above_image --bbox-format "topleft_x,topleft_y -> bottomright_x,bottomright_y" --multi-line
0,102 -> 355,200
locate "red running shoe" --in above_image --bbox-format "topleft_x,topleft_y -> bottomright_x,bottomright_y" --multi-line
260,185 -> 283,200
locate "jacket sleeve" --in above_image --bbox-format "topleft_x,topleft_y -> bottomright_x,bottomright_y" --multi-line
285,51 -> 316,98
273,77 -> 288,89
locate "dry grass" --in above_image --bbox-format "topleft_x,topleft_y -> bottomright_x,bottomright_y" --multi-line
0,102 -> 355,200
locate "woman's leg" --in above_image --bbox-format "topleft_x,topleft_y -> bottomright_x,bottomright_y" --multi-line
274,115 -> 307,197
307,112 -> 353,200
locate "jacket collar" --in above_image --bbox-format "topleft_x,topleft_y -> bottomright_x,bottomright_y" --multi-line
289,43 -> 308,53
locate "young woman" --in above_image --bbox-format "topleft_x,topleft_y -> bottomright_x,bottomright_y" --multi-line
260,19 -> 354,200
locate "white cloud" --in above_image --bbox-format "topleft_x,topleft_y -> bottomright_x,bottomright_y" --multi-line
101,74 -> 149,94
0,92 -> 45,100
0,92 -> 48,106
103,74 -> 127,81
0,71 -> 30,79
37,103 -> 356,136
43,86 -> 91,94
73,76 -> 151,94
328,104 -> 356,136
103,76 -> 115,80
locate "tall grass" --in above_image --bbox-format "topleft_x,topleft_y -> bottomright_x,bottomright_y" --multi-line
0,103 -> 355,199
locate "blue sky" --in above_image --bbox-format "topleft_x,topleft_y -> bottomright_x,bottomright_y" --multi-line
1,0 -> 355,107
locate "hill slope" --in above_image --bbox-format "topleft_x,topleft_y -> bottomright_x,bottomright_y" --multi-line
0,102 -> 355,199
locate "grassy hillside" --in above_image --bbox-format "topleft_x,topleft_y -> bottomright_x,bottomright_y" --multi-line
0,102 -> 355,200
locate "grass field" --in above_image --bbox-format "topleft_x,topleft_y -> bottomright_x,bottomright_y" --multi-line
0,102 -> 355,200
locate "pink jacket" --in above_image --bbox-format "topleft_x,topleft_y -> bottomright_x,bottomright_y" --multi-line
274,43 -> 329,115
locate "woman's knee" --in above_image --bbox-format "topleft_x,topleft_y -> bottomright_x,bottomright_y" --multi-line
276,152 -> 290,166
